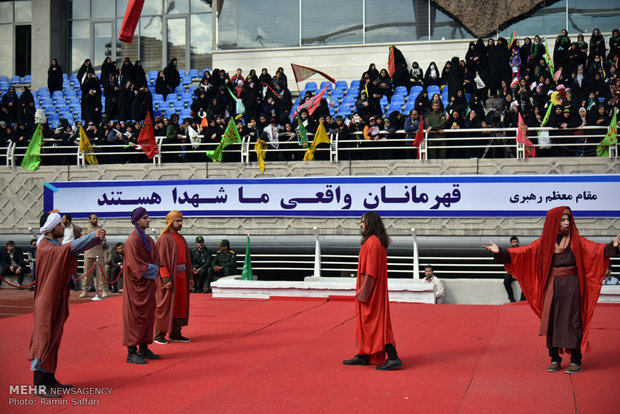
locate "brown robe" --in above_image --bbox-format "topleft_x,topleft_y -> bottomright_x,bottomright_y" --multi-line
28,236 -> 102,373
154,231 -> 192,334
122,230 -> 160,347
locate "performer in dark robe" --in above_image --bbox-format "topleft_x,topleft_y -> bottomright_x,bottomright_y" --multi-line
123,208 -> 161,364
343,212 -> 401,370
29,212 -> 105,398
485,206 -> 620,374
154,210 -> 193,344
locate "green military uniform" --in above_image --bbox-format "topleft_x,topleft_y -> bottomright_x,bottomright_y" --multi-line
190,237 -> 212,293
206,239 -> 237,293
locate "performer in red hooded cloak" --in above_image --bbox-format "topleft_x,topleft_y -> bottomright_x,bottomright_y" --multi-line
343,212 -> 401,370
485,206 -> 620,374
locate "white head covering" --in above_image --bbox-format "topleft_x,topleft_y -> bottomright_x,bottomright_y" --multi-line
38,212 -> 62,246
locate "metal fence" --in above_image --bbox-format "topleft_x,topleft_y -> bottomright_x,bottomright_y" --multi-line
3,125 -> 617,167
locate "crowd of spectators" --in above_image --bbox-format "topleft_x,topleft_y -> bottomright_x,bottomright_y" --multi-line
0,28 -> 618,162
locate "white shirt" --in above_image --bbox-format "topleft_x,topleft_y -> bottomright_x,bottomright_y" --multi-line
62,224 -> 75,245
424,275 -> 445,303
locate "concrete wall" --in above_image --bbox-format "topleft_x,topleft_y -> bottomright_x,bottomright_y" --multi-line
1,157 -> 618,239
31,0 -> 67,91
213,39 -> 471,91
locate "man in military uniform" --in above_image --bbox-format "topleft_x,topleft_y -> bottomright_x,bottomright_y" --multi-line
190,236 -> 212,293
206,239 -> 237,293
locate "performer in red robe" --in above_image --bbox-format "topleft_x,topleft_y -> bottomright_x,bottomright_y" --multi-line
29,212 -> 105,398
485,206 -> 620,374
123,208 -> 161,364
154,210 -> 193,344
343,212 -> 401,370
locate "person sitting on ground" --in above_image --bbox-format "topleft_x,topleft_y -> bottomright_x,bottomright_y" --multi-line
206,239 -> 237,293
1,241 -> 25,287
190,236 -> 212,293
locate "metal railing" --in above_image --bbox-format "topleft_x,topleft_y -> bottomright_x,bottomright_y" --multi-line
3,125 -> 616,167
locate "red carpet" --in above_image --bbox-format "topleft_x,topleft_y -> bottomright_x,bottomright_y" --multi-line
0,293 -> 619,413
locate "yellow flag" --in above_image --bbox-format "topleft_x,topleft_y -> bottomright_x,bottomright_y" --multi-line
79,126 -> 98,165
254,139 -> 267,174
303,122 -> 330,161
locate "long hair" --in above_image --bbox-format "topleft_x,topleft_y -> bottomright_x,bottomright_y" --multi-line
361,212 -> 390,248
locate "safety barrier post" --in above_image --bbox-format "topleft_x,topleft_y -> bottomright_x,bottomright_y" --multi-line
411,228 -> 420,279
313,226 -> 321,278
91,256 -> 102,301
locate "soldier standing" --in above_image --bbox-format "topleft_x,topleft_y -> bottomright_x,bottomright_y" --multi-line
206,239 -> 237,293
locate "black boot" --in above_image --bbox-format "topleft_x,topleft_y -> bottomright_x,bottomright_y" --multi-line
33,371 -> 61,398
343,355 -> 369,366
127,346 -> 147,364
49,372 -> 73,390
377,344 -> 402,370
138,344 -> 161,360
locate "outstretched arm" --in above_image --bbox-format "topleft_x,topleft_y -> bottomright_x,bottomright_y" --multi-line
483,241 -> 499,254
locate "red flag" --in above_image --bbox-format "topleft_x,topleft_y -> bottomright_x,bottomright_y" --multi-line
118,0 -> 145,43
516,112 -> 536,158
137,112 -> 158,159
388,45 -> 396,77
200,114 -> 208,130
413,115 -> 424,159
290,63 -> 336,84
293,84 -> 329,117
413,115 -> 424,147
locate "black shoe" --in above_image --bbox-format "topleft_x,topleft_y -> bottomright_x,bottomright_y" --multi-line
127,352 -> 147,364
169,335 -> 191,343
33,372 -> 62,398
343,355 -> 369,366
49,373 -> 73,390
153,337 -> 169,345
138,348 -> 161,360
89,287 -> 96,292
376,358 -> 402,371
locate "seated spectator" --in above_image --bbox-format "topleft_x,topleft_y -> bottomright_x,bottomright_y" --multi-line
423,265 -> 445,304
206,239 -> 237,293
603,265 -> 618,285
155,70 -> 172,96
190,236 -> 212,293
1,241 -> 26,287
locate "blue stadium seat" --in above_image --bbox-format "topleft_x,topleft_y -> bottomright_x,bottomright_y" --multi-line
188,85 -> 198,94
427,85 -> 440,97
331,89 -> 344,101
319,81 -> 333,92
164,108 -> 176,118
9,75 -> 21,84
304,82 -> 317,93
38,87 -> 50,96
181,76 -> 192,86
174,86 -> 185,95
178,70 -> 186,78
70,73 -> 78,80
394,86 -> 407,97
334,80 -> 348,91
391,95 -> 405,105
173,101 -> 185,112
179,109 -> 191,120
403,102 -> 416,114
0,76 -> 8,82
23,75 -> 31,83
380,95 -> 388,107
337,106 -> 351,117
202,68 -> 211,76
188,69 -> 199,79
387,103 -> 403,114
165,93 -> 178,103
181,92 -> 193,103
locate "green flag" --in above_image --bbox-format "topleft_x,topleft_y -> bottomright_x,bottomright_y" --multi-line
597,109 -> 618,157
205,118 -> 241,162
241,235 -> 253,280
541,103 -> 554,127
296,113 -> 308,149
544,40 -> 554,74
20,123 -> 43,171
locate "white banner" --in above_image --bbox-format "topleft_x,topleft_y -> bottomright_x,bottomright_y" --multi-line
43,175 -> 620,219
